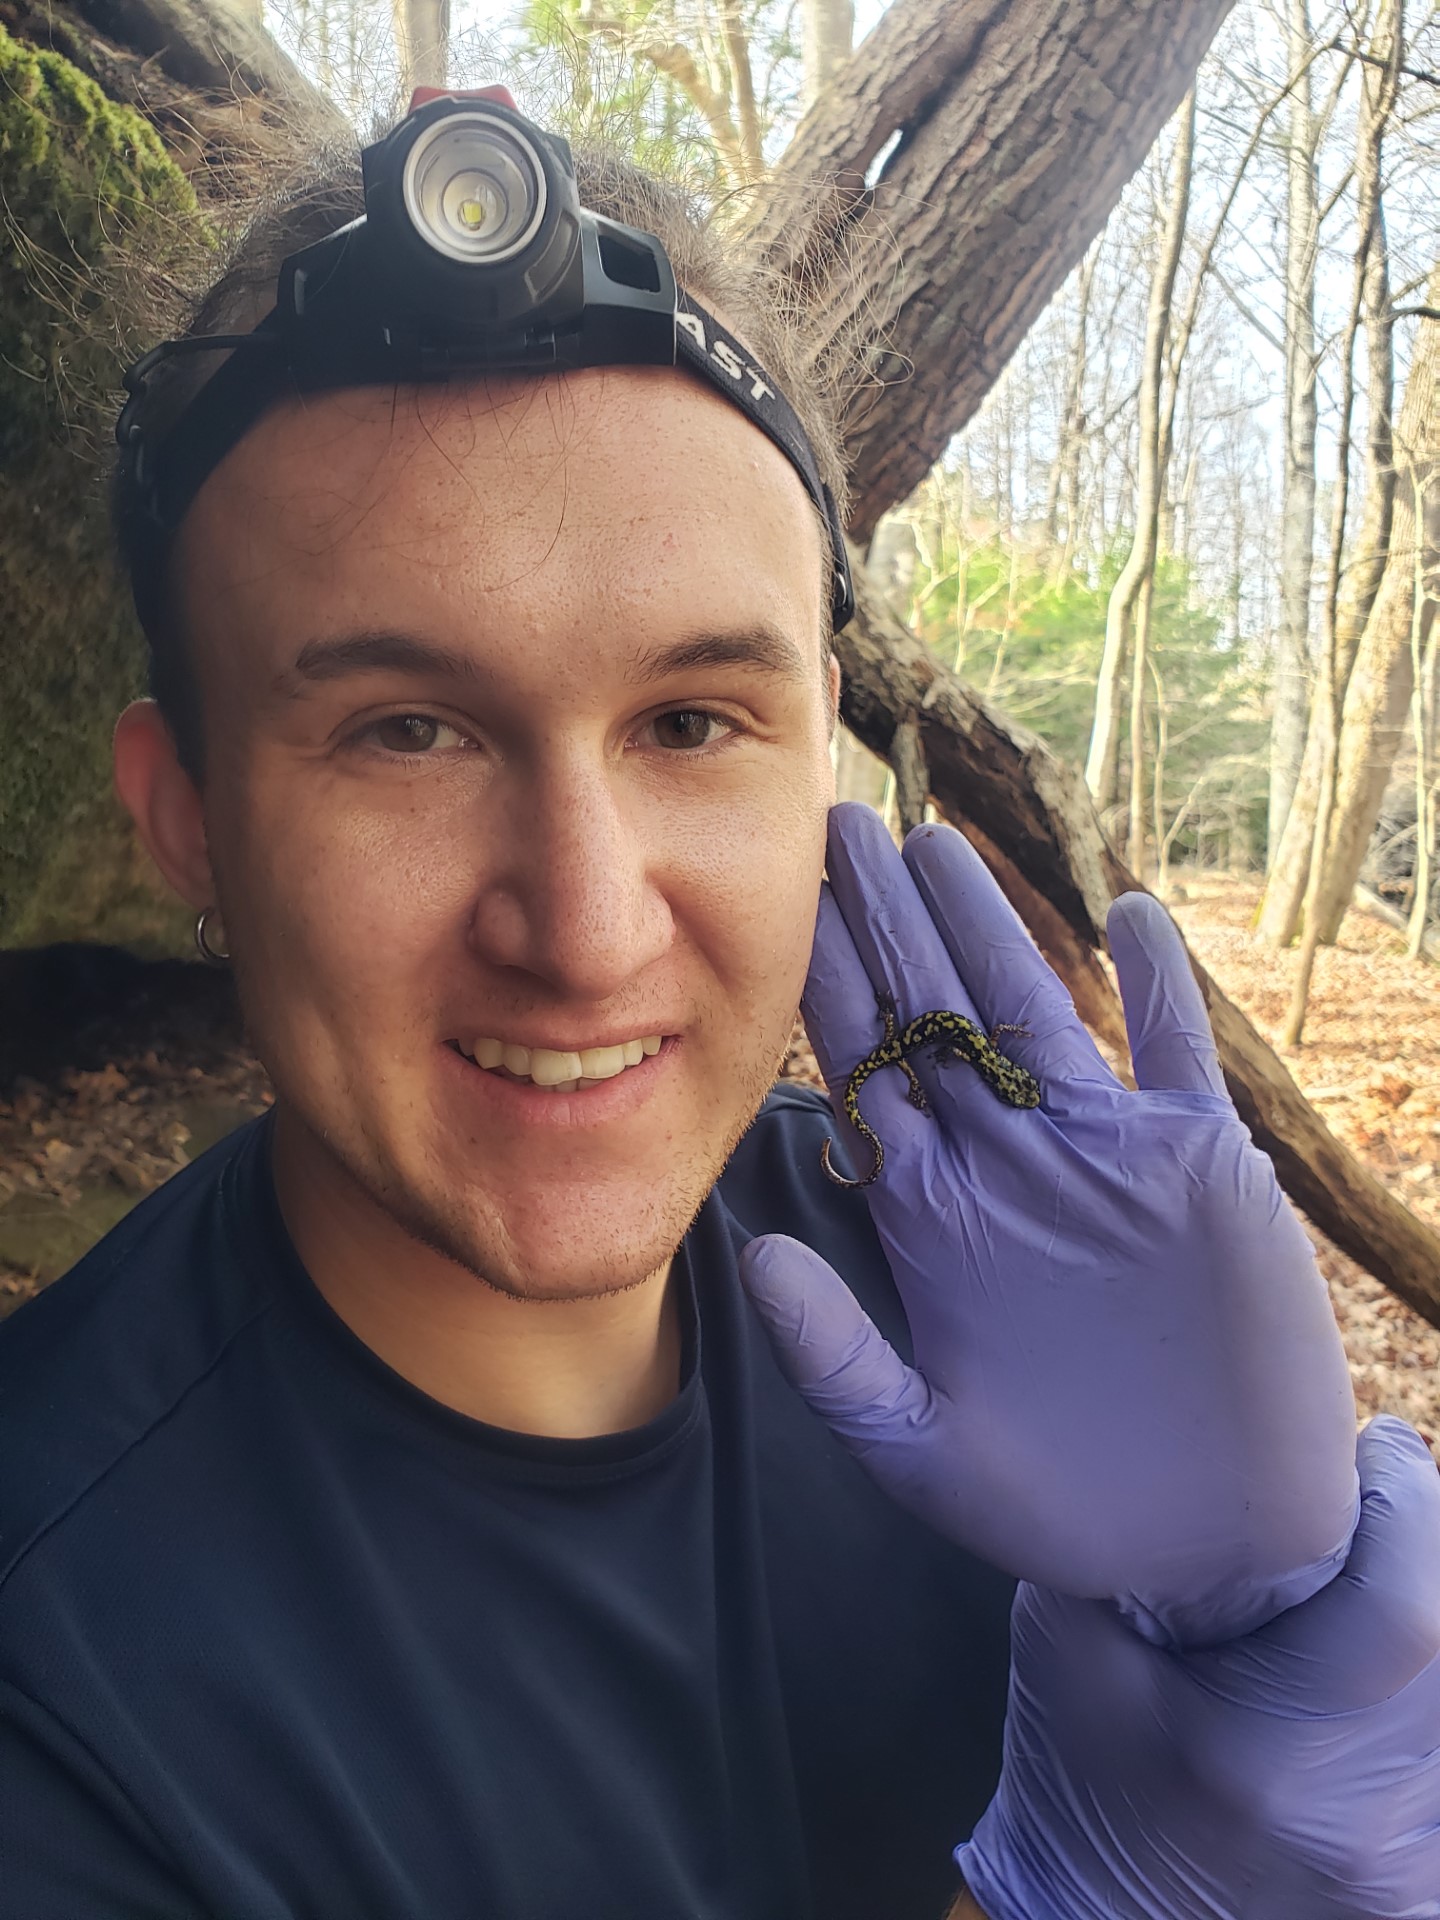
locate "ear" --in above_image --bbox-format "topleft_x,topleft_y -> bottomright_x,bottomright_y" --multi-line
113,700 -> 215,910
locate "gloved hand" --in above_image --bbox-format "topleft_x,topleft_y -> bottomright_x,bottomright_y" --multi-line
740,803 -> 1358,1647
955,1417 -> 1440,1920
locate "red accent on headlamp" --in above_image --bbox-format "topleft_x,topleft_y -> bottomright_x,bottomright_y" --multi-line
407,85 -> 519,113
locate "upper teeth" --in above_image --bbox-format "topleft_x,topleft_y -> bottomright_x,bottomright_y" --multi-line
462,1034 -> 662,1090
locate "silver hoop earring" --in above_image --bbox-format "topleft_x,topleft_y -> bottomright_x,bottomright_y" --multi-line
194,906 -> 230,967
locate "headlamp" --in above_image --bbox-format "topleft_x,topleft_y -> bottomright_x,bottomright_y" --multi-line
116,87 -> 854,632
400,109 -> 548,264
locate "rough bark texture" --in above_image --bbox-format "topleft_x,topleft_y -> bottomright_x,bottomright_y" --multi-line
748,0 -> 1238,542
840,562 -> 1440,1329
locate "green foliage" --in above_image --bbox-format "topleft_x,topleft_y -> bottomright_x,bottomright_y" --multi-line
911,533 -> 1269,863
514,0 -> 801,190
0,24 -> 199,949
515,0 -> 716,183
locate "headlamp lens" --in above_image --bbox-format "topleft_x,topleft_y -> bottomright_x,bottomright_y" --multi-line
401,113 -> 548,264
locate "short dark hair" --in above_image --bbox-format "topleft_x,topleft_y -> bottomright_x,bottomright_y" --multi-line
112,134 -> 852,779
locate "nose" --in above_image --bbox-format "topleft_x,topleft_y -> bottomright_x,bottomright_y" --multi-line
466,750 -> 674,1000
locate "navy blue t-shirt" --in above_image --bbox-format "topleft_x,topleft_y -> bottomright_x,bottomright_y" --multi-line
0,1086 -> 1014,1919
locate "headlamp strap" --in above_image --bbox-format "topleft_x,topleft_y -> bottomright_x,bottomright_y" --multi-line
118,297 -> 853,630
674,294 -> 853,628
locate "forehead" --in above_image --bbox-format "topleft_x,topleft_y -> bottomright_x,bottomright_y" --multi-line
170,364 -> 826,679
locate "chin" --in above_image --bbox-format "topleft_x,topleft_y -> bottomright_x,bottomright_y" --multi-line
394,1176 -> 705,1303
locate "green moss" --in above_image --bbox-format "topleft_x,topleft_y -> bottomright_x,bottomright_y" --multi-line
0,24 -> 199,948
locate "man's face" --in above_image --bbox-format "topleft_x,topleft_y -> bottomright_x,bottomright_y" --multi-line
165,366 -> 836,1300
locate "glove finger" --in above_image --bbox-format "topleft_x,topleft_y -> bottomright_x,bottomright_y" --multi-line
823,804 -> 1038,1132
803,883 -> 944,1187
1200,1417 -> 1440,1713
739,1233 -> 931,1438
902,819 -> 1116,1088
1107,893 -> 1227,1099
824,803 -> 979,1026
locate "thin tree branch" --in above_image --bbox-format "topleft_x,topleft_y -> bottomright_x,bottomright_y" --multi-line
1331,40 -> 1440,81
716,0 -> 764,182
584,9 -> 746,178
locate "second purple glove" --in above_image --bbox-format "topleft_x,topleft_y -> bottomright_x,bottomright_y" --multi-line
957,1418 -> 1440,1919
740,804 -> 1359,1647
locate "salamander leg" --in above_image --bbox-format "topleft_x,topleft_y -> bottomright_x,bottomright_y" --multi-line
900,1059 -> 930,1112
873,989 -> 902,1044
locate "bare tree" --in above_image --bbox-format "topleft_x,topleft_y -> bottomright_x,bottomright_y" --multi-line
748,0 -> 1241,542
1086,93 -> 1196,815
1406,473 -> 1439,956
801,0 -> 853,110
1307,265 -> 1440,945
1258,0 -> 1404,947
1280,201 -> 1370,1040
1270,0 -> 1321,861
392,0 -> 449,93
1042,249 -> 1098,580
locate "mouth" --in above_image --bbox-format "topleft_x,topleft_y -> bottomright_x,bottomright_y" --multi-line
446,1033 -> 666,1095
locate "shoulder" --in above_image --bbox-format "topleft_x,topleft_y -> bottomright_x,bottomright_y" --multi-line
718,1083 -> 845,1223
0,1118 -> 277,1593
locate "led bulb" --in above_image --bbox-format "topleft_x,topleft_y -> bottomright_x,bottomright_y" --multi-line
401,112 -> 548,265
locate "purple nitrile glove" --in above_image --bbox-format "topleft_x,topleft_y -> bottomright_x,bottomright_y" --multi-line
739,802 -> 1358,1648
956,1417 -> 1440,1920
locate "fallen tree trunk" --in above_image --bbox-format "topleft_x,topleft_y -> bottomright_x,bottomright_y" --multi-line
840,561 -> 1440,1331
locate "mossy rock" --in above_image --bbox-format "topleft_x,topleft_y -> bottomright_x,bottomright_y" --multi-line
0,23 -> 200,949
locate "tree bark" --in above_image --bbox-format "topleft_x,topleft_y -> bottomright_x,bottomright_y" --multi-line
840,561 -> 1440,1329
748,0 -> 1238,543
13,0 -> 343,137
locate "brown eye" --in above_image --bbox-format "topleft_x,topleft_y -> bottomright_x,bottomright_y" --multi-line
652,710 -> 723,751
370,715 -> 464,754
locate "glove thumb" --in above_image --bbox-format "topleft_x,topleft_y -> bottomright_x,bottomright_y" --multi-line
739,1234 -> 929,1440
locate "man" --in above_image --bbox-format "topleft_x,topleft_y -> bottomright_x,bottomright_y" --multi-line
1,95 -> 1436,1918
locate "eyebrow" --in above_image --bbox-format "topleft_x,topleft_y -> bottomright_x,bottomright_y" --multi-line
277,632 -> 484,695
277,624 -> 810,695
626,626 -> 810,685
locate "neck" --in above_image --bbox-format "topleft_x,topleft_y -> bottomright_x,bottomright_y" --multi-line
268,1110 -> 682,1439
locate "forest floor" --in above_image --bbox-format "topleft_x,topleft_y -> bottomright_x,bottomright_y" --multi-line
1,875 -> 1437,1444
